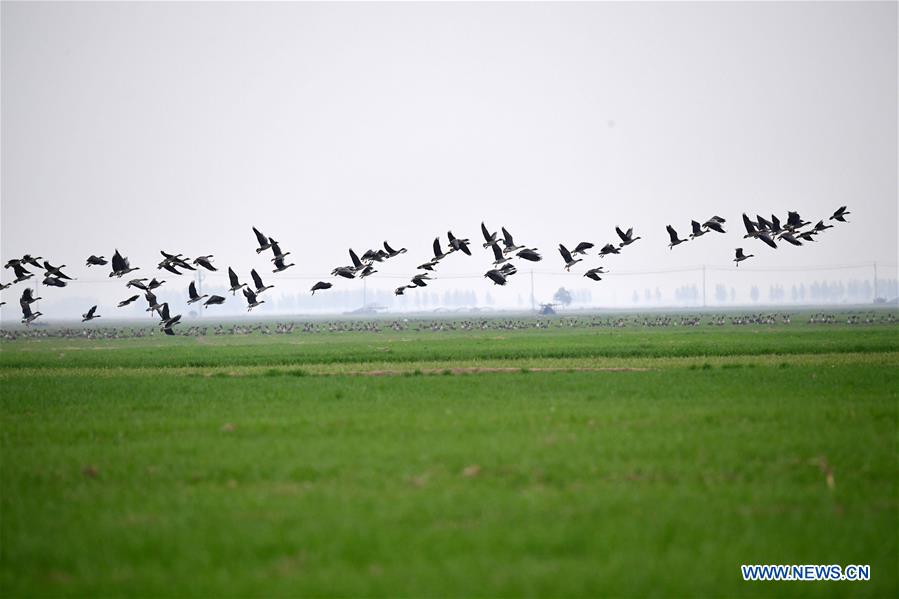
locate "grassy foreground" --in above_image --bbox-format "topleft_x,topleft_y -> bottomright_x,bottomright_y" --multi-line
1,322 -> 897,597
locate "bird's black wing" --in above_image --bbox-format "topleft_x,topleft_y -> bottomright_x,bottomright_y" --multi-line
251,269 -> 263,289
615,227 -> 628,242
666,225 -> 678,243
253,227 -> 268,248
188,281 -> 198,299
491,243 -> 503,262
481,222 -> 492,243
559,244 -> 573,262
112,250 -> 125,272
502,227 -> 514,246
228,267 -> 239,287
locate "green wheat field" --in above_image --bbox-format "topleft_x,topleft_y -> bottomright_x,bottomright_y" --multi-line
1,315 -> 897,597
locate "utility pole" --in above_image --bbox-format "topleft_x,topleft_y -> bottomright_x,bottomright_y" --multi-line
196,269 -> 205,317
873,261 -> 878,300
530,269 -> 535,311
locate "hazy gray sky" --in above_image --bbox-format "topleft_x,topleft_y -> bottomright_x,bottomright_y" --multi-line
2,1 -> 897,318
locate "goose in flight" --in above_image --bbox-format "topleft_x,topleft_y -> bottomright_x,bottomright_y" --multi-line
332,266 -> 356,279
85,255 -> 107,267
20,255 -> 43,269
829,206 -> 850,222
584,268 -> 604,281
43,261 -> 73,280
311,281 -> 332,295
383,241 -> 407,257
484,268 -> 509,286
558,244 -> 582,271
481,222 -> 498,248
21,303 -> 42,326
242,287 -> 265,311
500,227 -> 524,254
272,256 -> 295,273
702,217 -> 726,234
348,249 -> 365,273
796,230 -> 817,243
786,211 -> 809,230
160,251 -> 195,272
81,305 -> 100,322
204,295 -> 226,308
110,249 -> 139,278
228,268 -> 247,294
689,221 -> 707,239
158,303 -> 181,335
251,269 -> 274,294
734,248 -> 754,266
0,282 -> 12,291
187,281 -> 208,304
145,290 -> 163,315
269,240 -> 290,262
126,278 -> 149,290
779,232 -> 802,246
432,237 -> 449,262
159,262 -> 183,276
253,227 -> 275,253
19,288 -> 41,308
598,243 -> 620,257
571,242 -> 594,256
489,242 -> 510,266
499,263 -> 518,277
118,295 -> 140,307
361,249 -> 387,263
147,278 -> 166,290
516,248 -> 542,262
417,260 -> 438,271
192,255 -> 217,271
359,264 -> 377,278
812,220 -> 833,233
394,285 -> 411,295
11,263 -> 33,283
666,225 -> 687,249
411,273 -> 432,287
448,231 -> 472,256
616,226 -> 641,247
42,277 -> 66,288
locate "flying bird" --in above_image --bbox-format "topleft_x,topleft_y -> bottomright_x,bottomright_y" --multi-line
598,243 -> 620,257
558,244 -> 582,271
584,268 -> 604,281
383,241 -> 407,257
81,305 -> 100,322
204,295 -> 226,308
734,248 -> 754,266
500,227 -> 524,254
571,242 -> 594,256
489,242 -> 510,266
85,255 -> 107,267
251,269 -> 274,294
666,225 -> 687,249
311,281 -> 332,295
272,256 -> 295,273
43,261 -> 73,280
242,287 -> 265,311
481,222 -> 498,248
228,268 -> 247,294
192,255 -> 217,271
42,277 -> 66,288
110,249 -> 139,278
253,227 -> 275,253
830,206 -> 850,222
616,227 -> 641,247
118,295 -> 140,307
516,248 -> 542,262
187,281 -> 208,304
21,302 -> 42,326
484,269 -> 509,286
448,231 -> 472,256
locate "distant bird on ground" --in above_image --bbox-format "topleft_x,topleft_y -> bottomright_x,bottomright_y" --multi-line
500,227 -> 524,254
558,244 -> 582,271
42,277 -> 66,288
253,227 -> 275,253
311,281 -> 332,295
118,295 -> 140,307
598,243 -> 620,258
448,231 -> 472,255
571,242 -> 594,256
272,256 -> 295,273
734,248 -> 754,266
21,303 -> 42,326
110,249 -> 139,278
187,281 -> 208,304
489,242 -> 510,266
830,206 -> 850,222
516,248 -> 542,262
85,255 -> 107,267
251,269 -> 274,294
616,227 -> 641,247
584,268 -> 604,281
192,255 -> 217,271
481,222 -> 498,248
43,261 -> 73,280
383,241 -> 407,257
666,225 -> 687,249
242,287 -> 264,311
204,295 -> 226,308
81,305 -> 100,322
228,268 -> 247,294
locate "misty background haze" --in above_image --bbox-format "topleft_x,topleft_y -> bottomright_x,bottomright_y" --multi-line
2,1 -> 897,322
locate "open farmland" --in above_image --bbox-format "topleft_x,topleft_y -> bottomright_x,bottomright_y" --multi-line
1,315 -> 897,597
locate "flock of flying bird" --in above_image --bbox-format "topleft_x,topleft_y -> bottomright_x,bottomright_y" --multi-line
1,206 -> 851,333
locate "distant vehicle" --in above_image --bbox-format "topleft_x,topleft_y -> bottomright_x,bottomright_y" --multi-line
538,303 -> 557,316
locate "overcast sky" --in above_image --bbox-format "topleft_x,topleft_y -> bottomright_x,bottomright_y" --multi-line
2,1 -> 897,319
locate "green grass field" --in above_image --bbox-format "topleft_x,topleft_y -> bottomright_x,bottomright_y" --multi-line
1,319 -> 897,597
